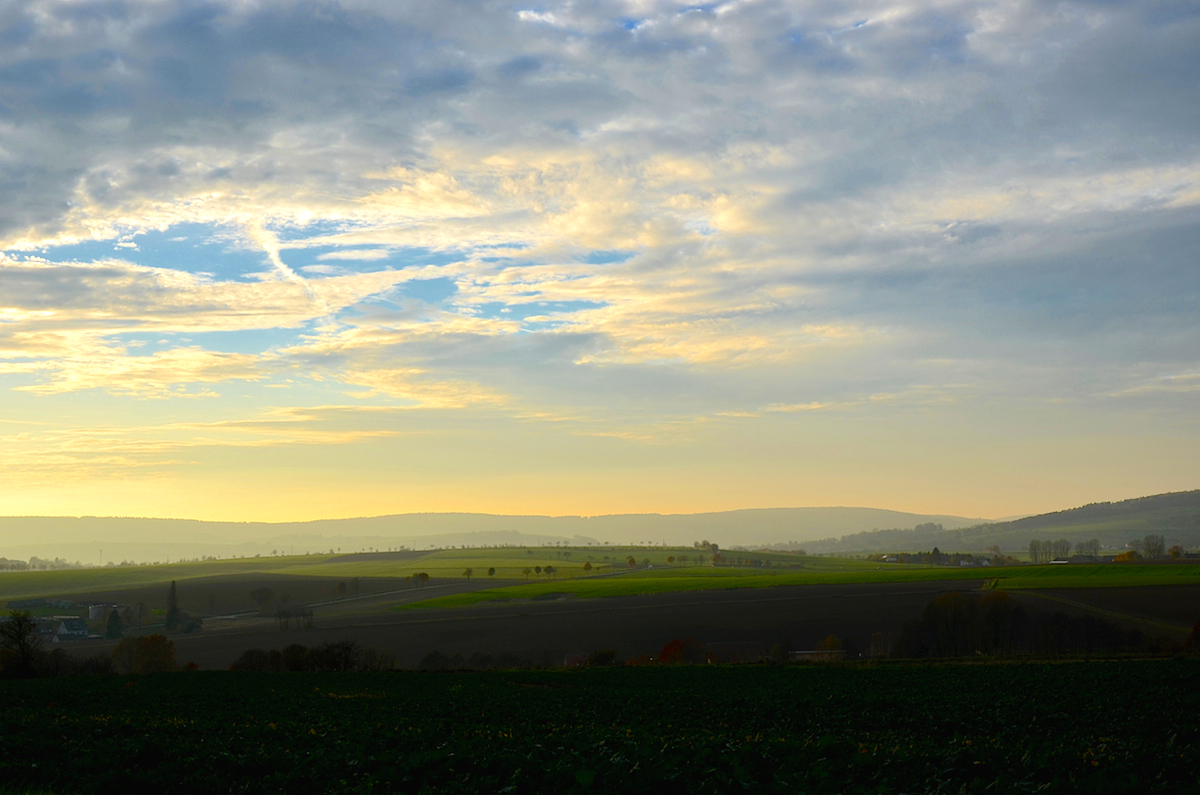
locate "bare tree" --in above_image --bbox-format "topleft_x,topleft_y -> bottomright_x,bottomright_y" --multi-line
112,635 -> 177,674
0,611 -> 41,677
105,609 -> 124,640
165,580 -> 181,631
1142,534 -> 1166,559
250,587 -> 275,613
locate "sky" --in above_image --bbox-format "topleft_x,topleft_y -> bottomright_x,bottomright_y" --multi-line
0,0 -> 1197,524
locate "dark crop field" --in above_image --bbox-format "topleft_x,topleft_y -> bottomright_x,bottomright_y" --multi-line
1035,585 -> 1200,629
2,660 -> 1196,794
66,580 -> 987,669
49,578 -> 1200,671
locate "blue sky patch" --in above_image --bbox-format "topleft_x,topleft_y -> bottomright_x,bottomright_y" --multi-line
29,223 -> 264,280
579,249 -> 633,265
115,325 -> 310,356
472,299 -> 605,325
402,277 -> 459,305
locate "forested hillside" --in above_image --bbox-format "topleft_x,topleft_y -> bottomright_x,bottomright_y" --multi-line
801,491 -> 1200,554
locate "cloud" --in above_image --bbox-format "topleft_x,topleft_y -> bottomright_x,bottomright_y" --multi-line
3,346 -> 262,397
0,404 -> 399,486
317,249 -> 392,261
0,0 -> 1197,515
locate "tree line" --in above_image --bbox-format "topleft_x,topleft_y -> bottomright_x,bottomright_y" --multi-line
893,591 -> 1196,658
0,611 -> 183,678
229,640 -> 395,672
1027,534 -> 1184,563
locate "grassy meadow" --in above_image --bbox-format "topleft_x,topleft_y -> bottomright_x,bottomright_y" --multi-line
0,545 -> 812,604
5,543 -> 1199,616
397,561 -> 1200,610
987,562 -> 1200,589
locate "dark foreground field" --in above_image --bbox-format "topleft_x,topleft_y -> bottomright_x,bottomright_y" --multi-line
2,660 -> 1196,794
67,580 -> 990,669
60,579 -> 1200,671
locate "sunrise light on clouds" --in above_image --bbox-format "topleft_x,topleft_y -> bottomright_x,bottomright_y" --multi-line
0,0 -> 1197,521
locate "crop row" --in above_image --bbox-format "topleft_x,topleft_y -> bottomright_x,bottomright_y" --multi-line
1,660 -> 1196,793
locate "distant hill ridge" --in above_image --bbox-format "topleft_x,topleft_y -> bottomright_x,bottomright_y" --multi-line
0,506 -> 987,564
989,490 -> 1200,531
1,491 -> 1196,561
808,490 -> 1200,554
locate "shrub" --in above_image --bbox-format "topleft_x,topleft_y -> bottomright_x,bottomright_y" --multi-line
418,650 -> 459,671
281,643 -> 309,672
360,647 -> 397,671
586,649 -> 620,667
112,634 -> 177,674
41,648 -> 114,677
658,639 -> 704,665
228,648 -> 265,671
308,640 -> 361,672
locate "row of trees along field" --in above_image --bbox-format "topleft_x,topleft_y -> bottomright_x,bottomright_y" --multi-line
1027,534 -> 1184,563
1,606 -> 398,677
896,591 -> 1200,658
0,611 -> 176,677
1028,538 -> 1095,563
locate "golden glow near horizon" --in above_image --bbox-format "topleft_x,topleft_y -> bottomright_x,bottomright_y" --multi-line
0,1 -> 1197,531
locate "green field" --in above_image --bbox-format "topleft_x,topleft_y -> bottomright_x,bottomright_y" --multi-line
4,546 -> 1199,613
395,563 -> 982,609
0,555 -> 344,602
1,661 -> 1196,794
988,563 -> 1200,589
0,546 -> 816,603
0,546 -> 727,601
397,561 -> 1200,610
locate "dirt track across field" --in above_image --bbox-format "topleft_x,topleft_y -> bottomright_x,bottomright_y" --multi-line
1011,585 -> 1200,635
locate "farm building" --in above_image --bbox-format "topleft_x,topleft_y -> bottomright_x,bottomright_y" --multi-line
55,618 -> 90,639
88,603 -> 118,620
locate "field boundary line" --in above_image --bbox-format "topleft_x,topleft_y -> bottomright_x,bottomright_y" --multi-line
399,581 -> 985,615
301,580 -> 521,610
1017,590 -> 1189,635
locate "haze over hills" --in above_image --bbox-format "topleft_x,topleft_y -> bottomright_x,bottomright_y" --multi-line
0,507 -> 989,565
804,490 -> 1200,554
2,491 -> 1196,565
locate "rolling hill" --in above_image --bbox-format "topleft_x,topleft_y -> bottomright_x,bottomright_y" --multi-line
0,507 -> 987,564
804,490 -> 1200,554
3,491 -> 1196,563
